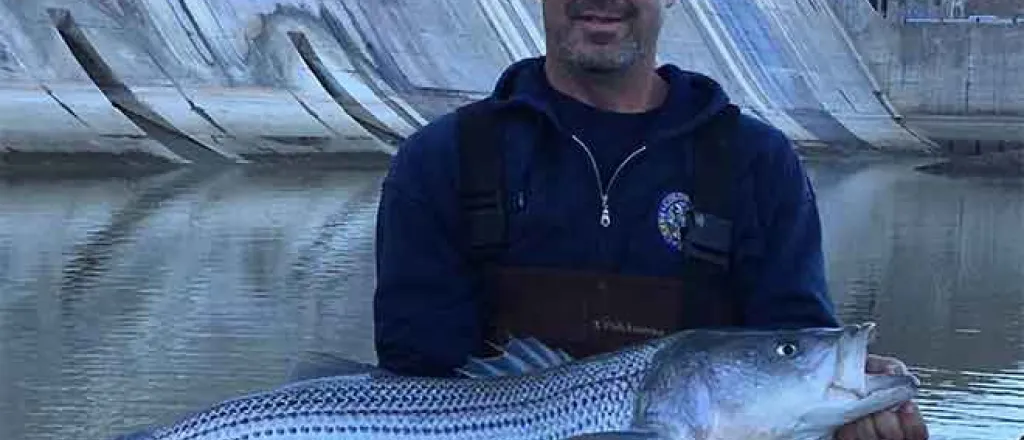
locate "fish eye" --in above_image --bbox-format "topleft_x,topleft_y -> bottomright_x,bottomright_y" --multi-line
775,342 -> 799,357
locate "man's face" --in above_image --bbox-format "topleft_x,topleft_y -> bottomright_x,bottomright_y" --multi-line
543,0 -> 670,73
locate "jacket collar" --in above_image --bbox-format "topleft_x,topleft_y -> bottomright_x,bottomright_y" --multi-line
486,56 -> 733,147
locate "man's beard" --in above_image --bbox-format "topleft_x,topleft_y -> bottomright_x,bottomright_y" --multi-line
554,30 -> 644,74
552,0 -> 647,74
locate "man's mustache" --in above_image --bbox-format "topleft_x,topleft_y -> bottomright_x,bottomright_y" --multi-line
565,0 -> 639,19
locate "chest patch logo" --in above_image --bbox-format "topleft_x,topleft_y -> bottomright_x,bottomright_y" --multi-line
658,192 -> 691,252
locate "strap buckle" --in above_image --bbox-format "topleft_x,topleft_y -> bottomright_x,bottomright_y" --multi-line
461,189 -> 508,257
683,211 -> 733,269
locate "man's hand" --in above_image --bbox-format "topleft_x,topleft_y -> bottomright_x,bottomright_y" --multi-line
836,354 -> 929,440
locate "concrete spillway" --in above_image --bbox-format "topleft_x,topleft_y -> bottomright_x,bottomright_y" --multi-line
833,0 -> 1024,154
0,0 -> 1019,164
0,0 -> 423,164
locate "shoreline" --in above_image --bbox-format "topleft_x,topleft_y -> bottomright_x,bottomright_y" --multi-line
914,150 -> 1024,178
5,147 -> 1023,179
0,151 -> 395,179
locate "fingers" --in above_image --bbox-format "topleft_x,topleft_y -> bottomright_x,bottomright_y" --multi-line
842,355 -> 928,440
833,416 -> 879,440
872,408 -> 905,439
866,354 -> 909,375
898,401 -> 930,440
865,354 -> 892,374
855,416 -> 880,440
835,403 -> 930,440
889,358 -> 910,375
834,410 -> 906,440
835,421 -> 860,440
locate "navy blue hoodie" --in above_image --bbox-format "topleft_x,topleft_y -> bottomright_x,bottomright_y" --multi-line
373,57 -> 839,377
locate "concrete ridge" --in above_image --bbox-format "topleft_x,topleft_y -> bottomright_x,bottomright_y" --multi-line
0,0 -> 1019,166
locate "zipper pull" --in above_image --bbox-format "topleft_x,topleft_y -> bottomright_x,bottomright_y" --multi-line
600,195 -> 611,227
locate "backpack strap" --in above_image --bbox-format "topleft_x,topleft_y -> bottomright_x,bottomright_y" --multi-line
683,103 -> 741,270
456,98 -> 508,267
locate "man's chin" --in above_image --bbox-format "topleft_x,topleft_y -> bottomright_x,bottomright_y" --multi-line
559,46 -> 640,74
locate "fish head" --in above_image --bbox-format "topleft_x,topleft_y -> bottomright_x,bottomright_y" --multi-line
634,322 -> 919,439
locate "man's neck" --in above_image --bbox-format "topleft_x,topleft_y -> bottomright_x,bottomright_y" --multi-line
544,58 -> 668,114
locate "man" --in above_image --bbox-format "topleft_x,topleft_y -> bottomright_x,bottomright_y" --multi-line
373,0 -> 928,439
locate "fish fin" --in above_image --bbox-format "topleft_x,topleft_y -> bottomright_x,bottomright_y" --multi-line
562,430 -> 662,440
285,351 -> 392,382
455,336 -> 574,378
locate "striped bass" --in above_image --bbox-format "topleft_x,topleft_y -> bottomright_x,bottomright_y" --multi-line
113,322 -> 918,440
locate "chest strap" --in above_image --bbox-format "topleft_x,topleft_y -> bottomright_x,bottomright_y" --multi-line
456,100 -> 742,270
456,98 -> 507,267
684,104 -> 741,270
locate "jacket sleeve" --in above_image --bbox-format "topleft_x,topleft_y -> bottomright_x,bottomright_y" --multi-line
737,128 -> 840,329
372,115 -> 484,377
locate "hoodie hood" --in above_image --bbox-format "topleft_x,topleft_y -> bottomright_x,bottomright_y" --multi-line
486,57 -> 733,146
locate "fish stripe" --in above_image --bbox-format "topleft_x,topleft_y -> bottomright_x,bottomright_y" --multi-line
116,325 -> 910,440
145,343 -> 664,440
166,376 -> 638,440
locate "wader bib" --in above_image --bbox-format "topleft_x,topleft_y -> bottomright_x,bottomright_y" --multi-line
457,100 -> 742,359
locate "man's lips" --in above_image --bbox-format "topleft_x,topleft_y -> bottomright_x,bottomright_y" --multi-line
572,12 -> 627,23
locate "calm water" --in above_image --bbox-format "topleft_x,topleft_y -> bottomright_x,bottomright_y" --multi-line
0,157 -> 1021,440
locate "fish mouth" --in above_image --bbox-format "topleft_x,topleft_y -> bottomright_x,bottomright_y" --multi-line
826,322 -> 920,421
829,374 -> 920,400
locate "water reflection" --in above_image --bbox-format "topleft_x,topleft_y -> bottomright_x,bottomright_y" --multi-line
0,158 -> 1021,440
0,166 -> 384,440
809,158 -> 1024,439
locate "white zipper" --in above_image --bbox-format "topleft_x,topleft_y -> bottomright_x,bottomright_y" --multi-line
571,134 -> 647,228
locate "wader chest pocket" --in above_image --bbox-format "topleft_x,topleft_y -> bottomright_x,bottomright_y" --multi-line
487,266 -> 690,358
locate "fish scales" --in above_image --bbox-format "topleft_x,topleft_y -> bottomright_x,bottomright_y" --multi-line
116,323 -> 921,440
145,343 -> 665,440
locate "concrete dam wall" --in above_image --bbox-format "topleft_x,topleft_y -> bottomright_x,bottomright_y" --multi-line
0,0 -> 1018,164
0,0 -> 424,164
833,0 -> 1024,153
